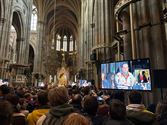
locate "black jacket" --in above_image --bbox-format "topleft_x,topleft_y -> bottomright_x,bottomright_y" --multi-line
42,103 -> 74,125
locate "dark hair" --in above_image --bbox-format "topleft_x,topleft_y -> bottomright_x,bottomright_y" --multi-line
112,91 -> 125,103
71,94 -> 82,104
0,101 -> 13,125
83,95 -> 98,115
82,86 -> 91,96
110,99 -> 126,120
38,90 -> 48,105
5,94 -> 20,113
0,85 -> 10,95
129,91 -> 142,104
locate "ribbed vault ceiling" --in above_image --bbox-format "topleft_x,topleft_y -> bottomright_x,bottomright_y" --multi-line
34,0 -> 81,37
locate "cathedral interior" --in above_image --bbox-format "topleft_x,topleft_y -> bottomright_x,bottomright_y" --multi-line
1,0 -> 167,105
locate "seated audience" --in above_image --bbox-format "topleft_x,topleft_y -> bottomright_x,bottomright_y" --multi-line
126,91 -> 156,125
0,101 -> 13,125
36,86 -> 74,125
62,113 -> 92,125
27,90 -> 49,125
103,99 -> 135,125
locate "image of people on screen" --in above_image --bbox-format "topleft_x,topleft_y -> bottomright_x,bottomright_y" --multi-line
138,70 -> 148,83
108,72 -> 117,89
101,72 -> 111,88
115,63 -> 136,89
133,69 -> 151,90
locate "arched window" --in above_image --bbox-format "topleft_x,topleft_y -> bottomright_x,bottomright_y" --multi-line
69,36 -> 73,51
31,5 -> 37,31
63,35 -> 67,51
56,34 -> 61,51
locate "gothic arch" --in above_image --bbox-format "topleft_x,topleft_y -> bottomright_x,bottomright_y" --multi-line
11,8 -> 25,63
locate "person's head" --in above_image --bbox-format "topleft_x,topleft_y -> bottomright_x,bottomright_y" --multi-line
6,94 -> 20,113
0,101 -> 13,125
81,86 -> 90,96
71,94 -> 82,105
122,63 -> 129,74
128,91 -> 142,104
112,91 -> 125,103
0,85 -> 10,97
83,95 -> 98,116
63,113 -> 92,125
142,71 -> 146,75
37,90 -> 48,106
48,86 -> 69,106
110,99 -> 126,120
24,93 -> 32,101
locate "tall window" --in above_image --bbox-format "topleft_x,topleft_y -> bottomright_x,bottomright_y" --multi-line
69,36 -> 73,51
56,35 -> 61,51
63,35 -> 67,51
31,5 -> 37,31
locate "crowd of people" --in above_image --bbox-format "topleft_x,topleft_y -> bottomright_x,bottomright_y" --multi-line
0,84 -> 167,125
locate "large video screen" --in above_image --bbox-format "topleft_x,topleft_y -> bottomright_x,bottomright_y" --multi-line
101,58 -> 151,91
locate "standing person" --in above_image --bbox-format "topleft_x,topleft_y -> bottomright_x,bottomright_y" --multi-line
103,99 -> 135,125
126,91 -> 156,125
27,90 -> 49,125
36,86 -> 74,125
115,63 -> 136,89
0,101 -> 13,125
62,113 -> 92,125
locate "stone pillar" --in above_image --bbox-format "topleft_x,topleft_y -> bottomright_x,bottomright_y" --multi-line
16,38 -> 21,64
0,18 -> 6,58
0,18 -> 7,59
120,9 -> 132,60
149,0 -> 165,69
19,38 -> 26,64
136,0 -> 151,58
34,20 -> 45,73
129,3 -> 137,59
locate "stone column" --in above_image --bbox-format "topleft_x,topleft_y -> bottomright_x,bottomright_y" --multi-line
149,0 -> 166,104
16,38 -> 21,64
0,18 -> 7,59
149,0 -> 165,69
0,18 -> 6,50
34,20 -> 45,73
136,0 -> 151,58
120,9 -> 132,60
100,0 -> 105,61
129,3 -> 137,59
